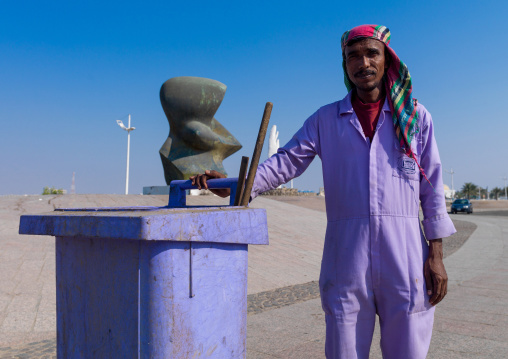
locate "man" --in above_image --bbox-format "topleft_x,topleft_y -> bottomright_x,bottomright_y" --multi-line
192,24 -> 456,358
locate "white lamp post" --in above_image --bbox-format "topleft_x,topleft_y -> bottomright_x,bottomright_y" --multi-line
503,176 -> 508,200
116,114 -> 136,195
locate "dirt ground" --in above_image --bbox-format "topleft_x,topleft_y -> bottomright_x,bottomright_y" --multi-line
261,195 -> 485,258
262,195 -> 508,212
260,195 -> 327,212
450,199 -> 508,210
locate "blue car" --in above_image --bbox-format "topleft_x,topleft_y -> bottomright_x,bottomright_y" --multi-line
451,199 -> 473,214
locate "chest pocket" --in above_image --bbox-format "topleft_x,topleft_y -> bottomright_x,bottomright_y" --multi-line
392,138 -> 421,182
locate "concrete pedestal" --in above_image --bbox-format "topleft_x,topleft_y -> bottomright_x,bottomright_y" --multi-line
19,205 -> 268,358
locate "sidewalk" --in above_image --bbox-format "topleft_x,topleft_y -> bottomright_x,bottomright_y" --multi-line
0,195 -> 506,358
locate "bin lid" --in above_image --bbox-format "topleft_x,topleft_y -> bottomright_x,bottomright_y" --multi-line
19,206 -> 268,245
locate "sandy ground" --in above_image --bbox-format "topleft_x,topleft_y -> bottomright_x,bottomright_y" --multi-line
265,195 -> 508,212
262,195 -> 481,258
459,199 -> 508,209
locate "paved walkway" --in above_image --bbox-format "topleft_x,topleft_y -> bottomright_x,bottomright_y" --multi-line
246,214 -> 508,359
0,195 -> 506,358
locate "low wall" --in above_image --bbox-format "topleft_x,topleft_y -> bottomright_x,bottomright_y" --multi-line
260,188 -> 316,196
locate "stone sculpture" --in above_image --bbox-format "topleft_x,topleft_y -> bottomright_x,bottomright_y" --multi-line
159,77 -> 242,184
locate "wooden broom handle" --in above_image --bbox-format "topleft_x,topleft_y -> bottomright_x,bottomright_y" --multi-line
234,156 -> 249,206
240,102 -> 273,206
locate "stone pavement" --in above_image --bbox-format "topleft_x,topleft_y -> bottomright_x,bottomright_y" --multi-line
0,194 -> 506,358
246,214 -> 508,359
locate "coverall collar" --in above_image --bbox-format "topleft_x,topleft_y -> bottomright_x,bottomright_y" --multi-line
338,91 -> 391,117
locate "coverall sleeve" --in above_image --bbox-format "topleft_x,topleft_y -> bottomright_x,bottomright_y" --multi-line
250,112 -> 320,200
418,106 -> 457,240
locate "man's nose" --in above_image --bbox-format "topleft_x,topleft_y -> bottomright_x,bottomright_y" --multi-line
359,56 -> 370,68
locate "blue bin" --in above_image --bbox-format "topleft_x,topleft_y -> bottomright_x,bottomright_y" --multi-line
19,178 -> 268,358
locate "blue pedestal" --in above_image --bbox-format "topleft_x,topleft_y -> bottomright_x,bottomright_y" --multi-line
19,182 -> 268,358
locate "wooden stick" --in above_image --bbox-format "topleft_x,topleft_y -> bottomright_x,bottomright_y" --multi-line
234,156 -> 249,206
240,102 -> 273,206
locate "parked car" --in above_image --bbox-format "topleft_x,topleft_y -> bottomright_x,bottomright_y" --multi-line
451,199 -> 473,214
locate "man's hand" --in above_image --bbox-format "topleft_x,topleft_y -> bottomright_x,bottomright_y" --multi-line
189,170 -> 231,198
424,238 -> 448,306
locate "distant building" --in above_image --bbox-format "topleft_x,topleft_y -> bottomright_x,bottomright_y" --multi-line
70,172 -> 76,194
268,125 -> 280,158
268,125 -> 283,189
443,184 -> 455,199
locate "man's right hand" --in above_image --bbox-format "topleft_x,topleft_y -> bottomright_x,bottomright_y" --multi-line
189,170 -> 231,198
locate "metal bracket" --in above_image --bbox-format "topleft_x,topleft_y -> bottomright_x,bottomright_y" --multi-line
167,178 -> 239,208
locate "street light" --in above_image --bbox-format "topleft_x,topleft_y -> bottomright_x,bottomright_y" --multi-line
116,114 -> 136,195
503,176 -> 508,200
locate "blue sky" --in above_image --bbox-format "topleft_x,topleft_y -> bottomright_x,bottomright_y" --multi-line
1,1 -> 507,195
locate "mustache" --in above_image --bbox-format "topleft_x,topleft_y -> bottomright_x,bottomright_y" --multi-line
354,70 -> 376,77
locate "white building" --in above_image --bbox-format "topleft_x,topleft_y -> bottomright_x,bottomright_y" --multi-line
443,184 -> 456,199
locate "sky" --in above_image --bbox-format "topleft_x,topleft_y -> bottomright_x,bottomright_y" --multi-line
1,0 -> 507,195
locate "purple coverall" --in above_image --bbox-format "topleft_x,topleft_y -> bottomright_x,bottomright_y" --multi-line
251,92 -> 456,358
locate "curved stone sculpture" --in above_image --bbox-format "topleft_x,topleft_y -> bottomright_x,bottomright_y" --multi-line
159,77 -> 242,185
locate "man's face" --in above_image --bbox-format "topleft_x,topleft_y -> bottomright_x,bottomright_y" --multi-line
344,38 -> 388,93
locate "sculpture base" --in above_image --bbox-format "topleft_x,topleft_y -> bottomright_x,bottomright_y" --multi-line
19,206 -> 268,358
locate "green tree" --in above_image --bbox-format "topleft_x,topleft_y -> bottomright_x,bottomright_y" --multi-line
479,187 -> 489,200
42,186 -> 64,195
461,182 -> 478,199
491,187 -> 503,200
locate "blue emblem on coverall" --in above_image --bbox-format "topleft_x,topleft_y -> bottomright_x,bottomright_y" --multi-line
397,155 -> 416,175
